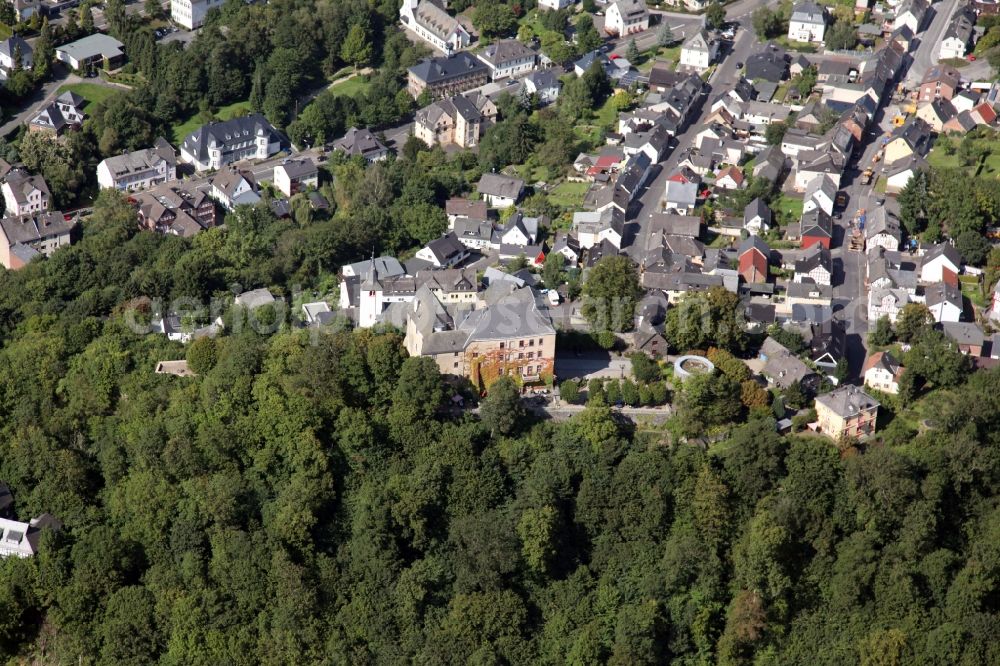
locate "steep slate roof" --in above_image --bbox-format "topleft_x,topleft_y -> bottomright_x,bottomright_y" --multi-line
477,173 -> 525,199
790,0 -> 826,24
0,211 -> 74,244
409,52 -> 489,85
3,169 -> 49,206
863,350 -> 902,377
479,39 -> 536,66
331,127 -> 388,159
795,244 -> 832,274
181,114 -> 283,165
744,197 -> 772,224
100,137 -> 176,179
424,232 -> 467,264
412,0 -> 464,42
801,209 -> 833,239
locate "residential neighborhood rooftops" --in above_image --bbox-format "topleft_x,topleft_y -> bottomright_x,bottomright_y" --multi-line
477,173 -> 525,199
409,52 -> 489,84
56,33 -> 124,63
816,384 -> 879,417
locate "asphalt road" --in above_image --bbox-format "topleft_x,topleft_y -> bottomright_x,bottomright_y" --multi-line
903,0 -> 963,89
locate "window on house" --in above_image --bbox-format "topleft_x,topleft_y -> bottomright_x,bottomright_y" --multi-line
519,340 -> 525,347
529,340 -> 535,347
499,342 -> 504,349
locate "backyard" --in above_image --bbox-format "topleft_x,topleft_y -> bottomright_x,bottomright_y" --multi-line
58,83 -> 118,113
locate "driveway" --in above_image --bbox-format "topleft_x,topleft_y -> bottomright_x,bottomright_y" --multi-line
0,67 -> 79,138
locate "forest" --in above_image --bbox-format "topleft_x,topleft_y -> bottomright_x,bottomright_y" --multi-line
0,188 -> 996,665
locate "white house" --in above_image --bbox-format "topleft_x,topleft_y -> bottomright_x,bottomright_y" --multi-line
865,208 -> 902,252
523,70 -> 561,105
55,34 -> 125,71
400,0 -> 471,53
679,30 -> 717,72
919,244 -> 961,284
605,0 -> 649,36
938,5 -> 976,61
802,174 -> 836,216
1,170 -> 48,217
538,0 -> 574,8
925,282 -> 963,323
210,168 -> 260,211
868,287 -> 910,323
0,514 -> 59,558
573,209 -> 624,249
744,198 -> 772,236
787,0 -> 827,43
477,173 -> 525,209
892,0 -> 928,34
416,232 -> 470,268
794,245 -> 833,286
0,36 -> 32,73
179,114 -> 283,172
96,138 -> 176,192
273,158 -> 319,197
171,0 -> 224,29
664,180 -> 698,215
863,351 -> 903,395
477,40 -> 536,81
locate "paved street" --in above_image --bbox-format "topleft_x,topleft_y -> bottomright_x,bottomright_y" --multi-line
903,0 -> 962,88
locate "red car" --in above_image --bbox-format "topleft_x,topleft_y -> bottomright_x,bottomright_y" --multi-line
968,54 -> 977,61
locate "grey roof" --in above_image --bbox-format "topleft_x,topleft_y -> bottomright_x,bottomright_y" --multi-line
331,127 -> 388,159
889,118 -> 932,155
101,139 -> 175,179
424,232 -> 467,264
938,321 -> 984,347
795,244 -> 832,274
56,33 -> 124,62
210,168 -> 256,199
648,212 -> 701,238
409,52 -> 488,86
866,208 -> 901,240
759,336 -> 813,389
925,281 -> 962,310
477,172 -> 525,199
277,157 -> 316,180
411,0 -> 464,41
0,34 -> 31,61
479,39 -> 536,67
816,384 -> 879,417
0,211 -> 73,245
744,43 -> 788,82
744,197 -> 772,224
665,180 -> 698,206
804,173 -> 837,202
943,4 -> 976,45
923,242 -> 961,268
524,69 -> 560,91
181,113 -> 283,165
739,234 -> 771,258
3,169 -> 49,206
234,288 -> 275,310
343,255 -> 405,278
791,0 -> 827,25
801,209 -> 833,239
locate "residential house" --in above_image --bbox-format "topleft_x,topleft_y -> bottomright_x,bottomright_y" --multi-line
132,182 -> 218,237
0,514 -> 60,558
925,281 -> 963,323
96,138 -> 176,192
573,208 -> 624,249
538,0 -> 574,9
477,173 -> 525,208
0,35 -> 32,73
752,145 -> 788,183
759,336 -> 814,389
272,158 -> 318,197
738,235 -> 770,283
2,170 -> 49,216
11,0 -> 38,21
493,211 -> 540,248
446,198 -> 489,226
794,150 -> 845,190
523,69 -> 561,104
892,0 -> 929,33
918,65 -> 962,102
939,321 -> 985,356
330,127 -> 390,163
551,231 -> 581,267
416,232 -> 470,268
942,110 -> 977,134
794,245 -> 832,286
883,118 -> 932,166
179,114 -> 284,172
403,283 -> 556,387
407,53 -> 489,98
865,208 -> 902,252
210,167 -> 260,211
868,287 -> 911,322
664,180 -> 698,215
920,243 -> 961,284
478,40 -> 536,80
302,302 -> 334,326
781,127 -> 827,158
744,43 -> 788,82
453,217 -> 494,250
815,385 -> 879,440
939,3 -> 977,60
787,0 -> 828,43
679,30 -> 717,71
623,125 -> 671,163
399,0 -> 471,53
803,174 -> 836,216
741,100 -> 792,130
800,209 -> 833,249
0,211 -> 75,270
915,98 -> 957,132
647,212 -> 702,239
28,91 -> 85,134
970,102 -> 998,126
794,101 -> 826,132
604,0 -> 650,36
863,351 -> 904,395
885,155 -> 928,194
647,62 -> 687,93
415,95 -> 483,149
744,198 -> 772,235
171,0 -> 224,29
952,89 -> 980,114
810,321 -> 845,369
715,165 -> 745,190
55,33 -> 126,71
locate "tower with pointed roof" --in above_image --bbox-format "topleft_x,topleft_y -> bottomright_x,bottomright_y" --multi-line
359,255 -> 384,328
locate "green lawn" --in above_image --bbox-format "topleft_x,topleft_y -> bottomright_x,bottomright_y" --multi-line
638,47 -> 681,73
574,95 -> 620,146
926,149 -> 961,170
171,100 -> 251,145
58,83 -> 119,113
0,24 -> 11,40
328,75 -> 371,98
547,181 -> 589,209
775,194 -> 804,220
